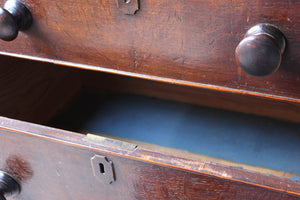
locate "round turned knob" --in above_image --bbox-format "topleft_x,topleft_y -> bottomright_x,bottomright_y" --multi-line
0,0 -> 32,41
0,171 -> 21,200
235,23 -> 286,76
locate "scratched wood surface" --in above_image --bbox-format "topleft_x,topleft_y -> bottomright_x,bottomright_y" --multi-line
0,0 -> 299,104
0,117 -> 300,199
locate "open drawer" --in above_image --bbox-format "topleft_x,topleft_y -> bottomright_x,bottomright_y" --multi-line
0,56 -> 299,200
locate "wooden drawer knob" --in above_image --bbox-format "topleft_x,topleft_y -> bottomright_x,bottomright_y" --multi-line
0,171 -> 21,200
0,0 -> 32,41
235,23 -> 286,76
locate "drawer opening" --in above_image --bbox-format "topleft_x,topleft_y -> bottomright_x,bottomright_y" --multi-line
49,91 -> 300,175
1,56 -> 300,176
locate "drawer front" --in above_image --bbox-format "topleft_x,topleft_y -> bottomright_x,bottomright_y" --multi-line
0,117 -> 300,199
0,0 -> 299,103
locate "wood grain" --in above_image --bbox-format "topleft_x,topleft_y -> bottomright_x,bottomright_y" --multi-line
0,55 -> 297,123
0,55 -> 81,124
0,117 -> 299,199
0,0 -> 298,104
81,70 -> 300,122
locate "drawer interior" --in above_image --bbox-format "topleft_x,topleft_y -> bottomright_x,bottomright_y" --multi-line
1,55 -> 300,176
49,91 -> 300,175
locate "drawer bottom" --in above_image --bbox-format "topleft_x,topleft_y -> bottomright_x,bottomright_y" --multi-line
50,92 -> 300,175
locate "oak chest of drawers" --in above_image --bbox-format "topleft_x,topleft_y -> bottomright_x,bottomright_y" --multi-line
0,0 -> 299,199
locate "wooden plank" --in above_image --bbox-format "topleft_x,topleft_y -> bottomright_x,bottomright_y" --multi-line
81,70 -> 300,122
0,0 -> 299,103
0,117 -> 299,199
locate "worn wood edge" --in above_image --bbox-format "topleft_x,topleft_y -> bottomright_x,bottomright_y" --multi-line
83,132 -> 294,178
0,116 -> 299,196
0,52 -> 299,104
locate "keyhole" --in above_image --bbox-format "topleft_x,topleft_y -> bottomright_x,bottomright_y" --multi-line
124,0 -> 130,3
99,163 -> 105,174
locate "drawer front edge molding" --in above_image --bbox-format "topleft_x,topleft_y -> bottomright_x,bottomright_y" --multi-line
0,51 -> 299,105
0,116 -> 299,198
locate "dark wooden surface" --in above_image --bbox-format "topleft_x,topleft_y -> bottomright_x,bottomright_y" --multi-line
0,117 -> 300,200
0,0 -> 33,41
0,0 -> 299,104
0,55 -> 298,123
0,55 -> 81,124
81,70 -> 300,122
235,23 -> 286,76
0,1 -> 298,197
